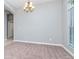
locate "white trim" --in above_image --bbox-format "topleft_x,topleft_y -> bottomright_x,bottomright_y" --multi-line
14,40 -> 63,47
14,40 -> 74,57
62,45 -> 74,57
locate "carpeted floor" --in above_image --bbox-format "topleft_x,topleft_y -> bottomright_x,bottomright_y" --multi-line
4,42 -> 73,59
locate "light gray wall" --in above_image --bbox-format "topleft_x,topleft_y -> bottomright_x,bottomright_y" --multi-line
14,0 -> 63,44
4,11 -> 7,40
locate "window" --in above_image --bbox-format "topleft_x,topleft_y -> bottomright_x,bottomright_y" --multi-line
68,0 -> 74,48
69,7 -> 74,48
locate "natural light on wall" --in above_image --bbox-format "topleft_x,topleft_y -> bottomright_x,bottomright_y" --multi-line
24,0 -> 35,12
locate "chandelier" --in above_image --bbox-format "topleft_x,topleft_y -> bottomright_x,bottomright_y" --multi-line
24,0 -> 35,12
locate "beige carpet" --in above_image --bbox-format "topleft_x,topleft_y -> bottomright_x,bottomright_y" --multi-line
4,42 -> 73,59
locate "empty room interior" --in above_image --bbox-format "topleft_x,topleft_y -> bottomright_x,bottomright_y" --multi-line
4,0 -> 74,59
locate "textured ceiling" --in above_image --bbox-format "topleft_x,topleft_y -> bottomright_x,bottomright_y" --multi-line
4,0 -> 56,11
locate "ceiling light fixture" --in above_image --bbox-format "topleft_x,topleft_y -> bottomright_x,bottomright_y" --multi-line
24,0 -> 35,12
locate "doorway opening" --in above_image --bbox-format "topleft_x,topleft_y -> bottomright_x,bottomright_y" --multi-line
4,10 -> 14,41
7,13 -> 14,40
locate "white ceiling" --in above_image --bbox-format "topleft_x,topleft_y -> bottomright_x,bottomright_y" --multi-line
4,0 -> 56,11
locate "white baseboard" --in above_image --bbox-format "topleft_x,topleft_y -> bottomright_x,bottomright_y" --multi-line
14,40 -> 63,47
62,45 -> 74,57
14,40 -> 74,57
